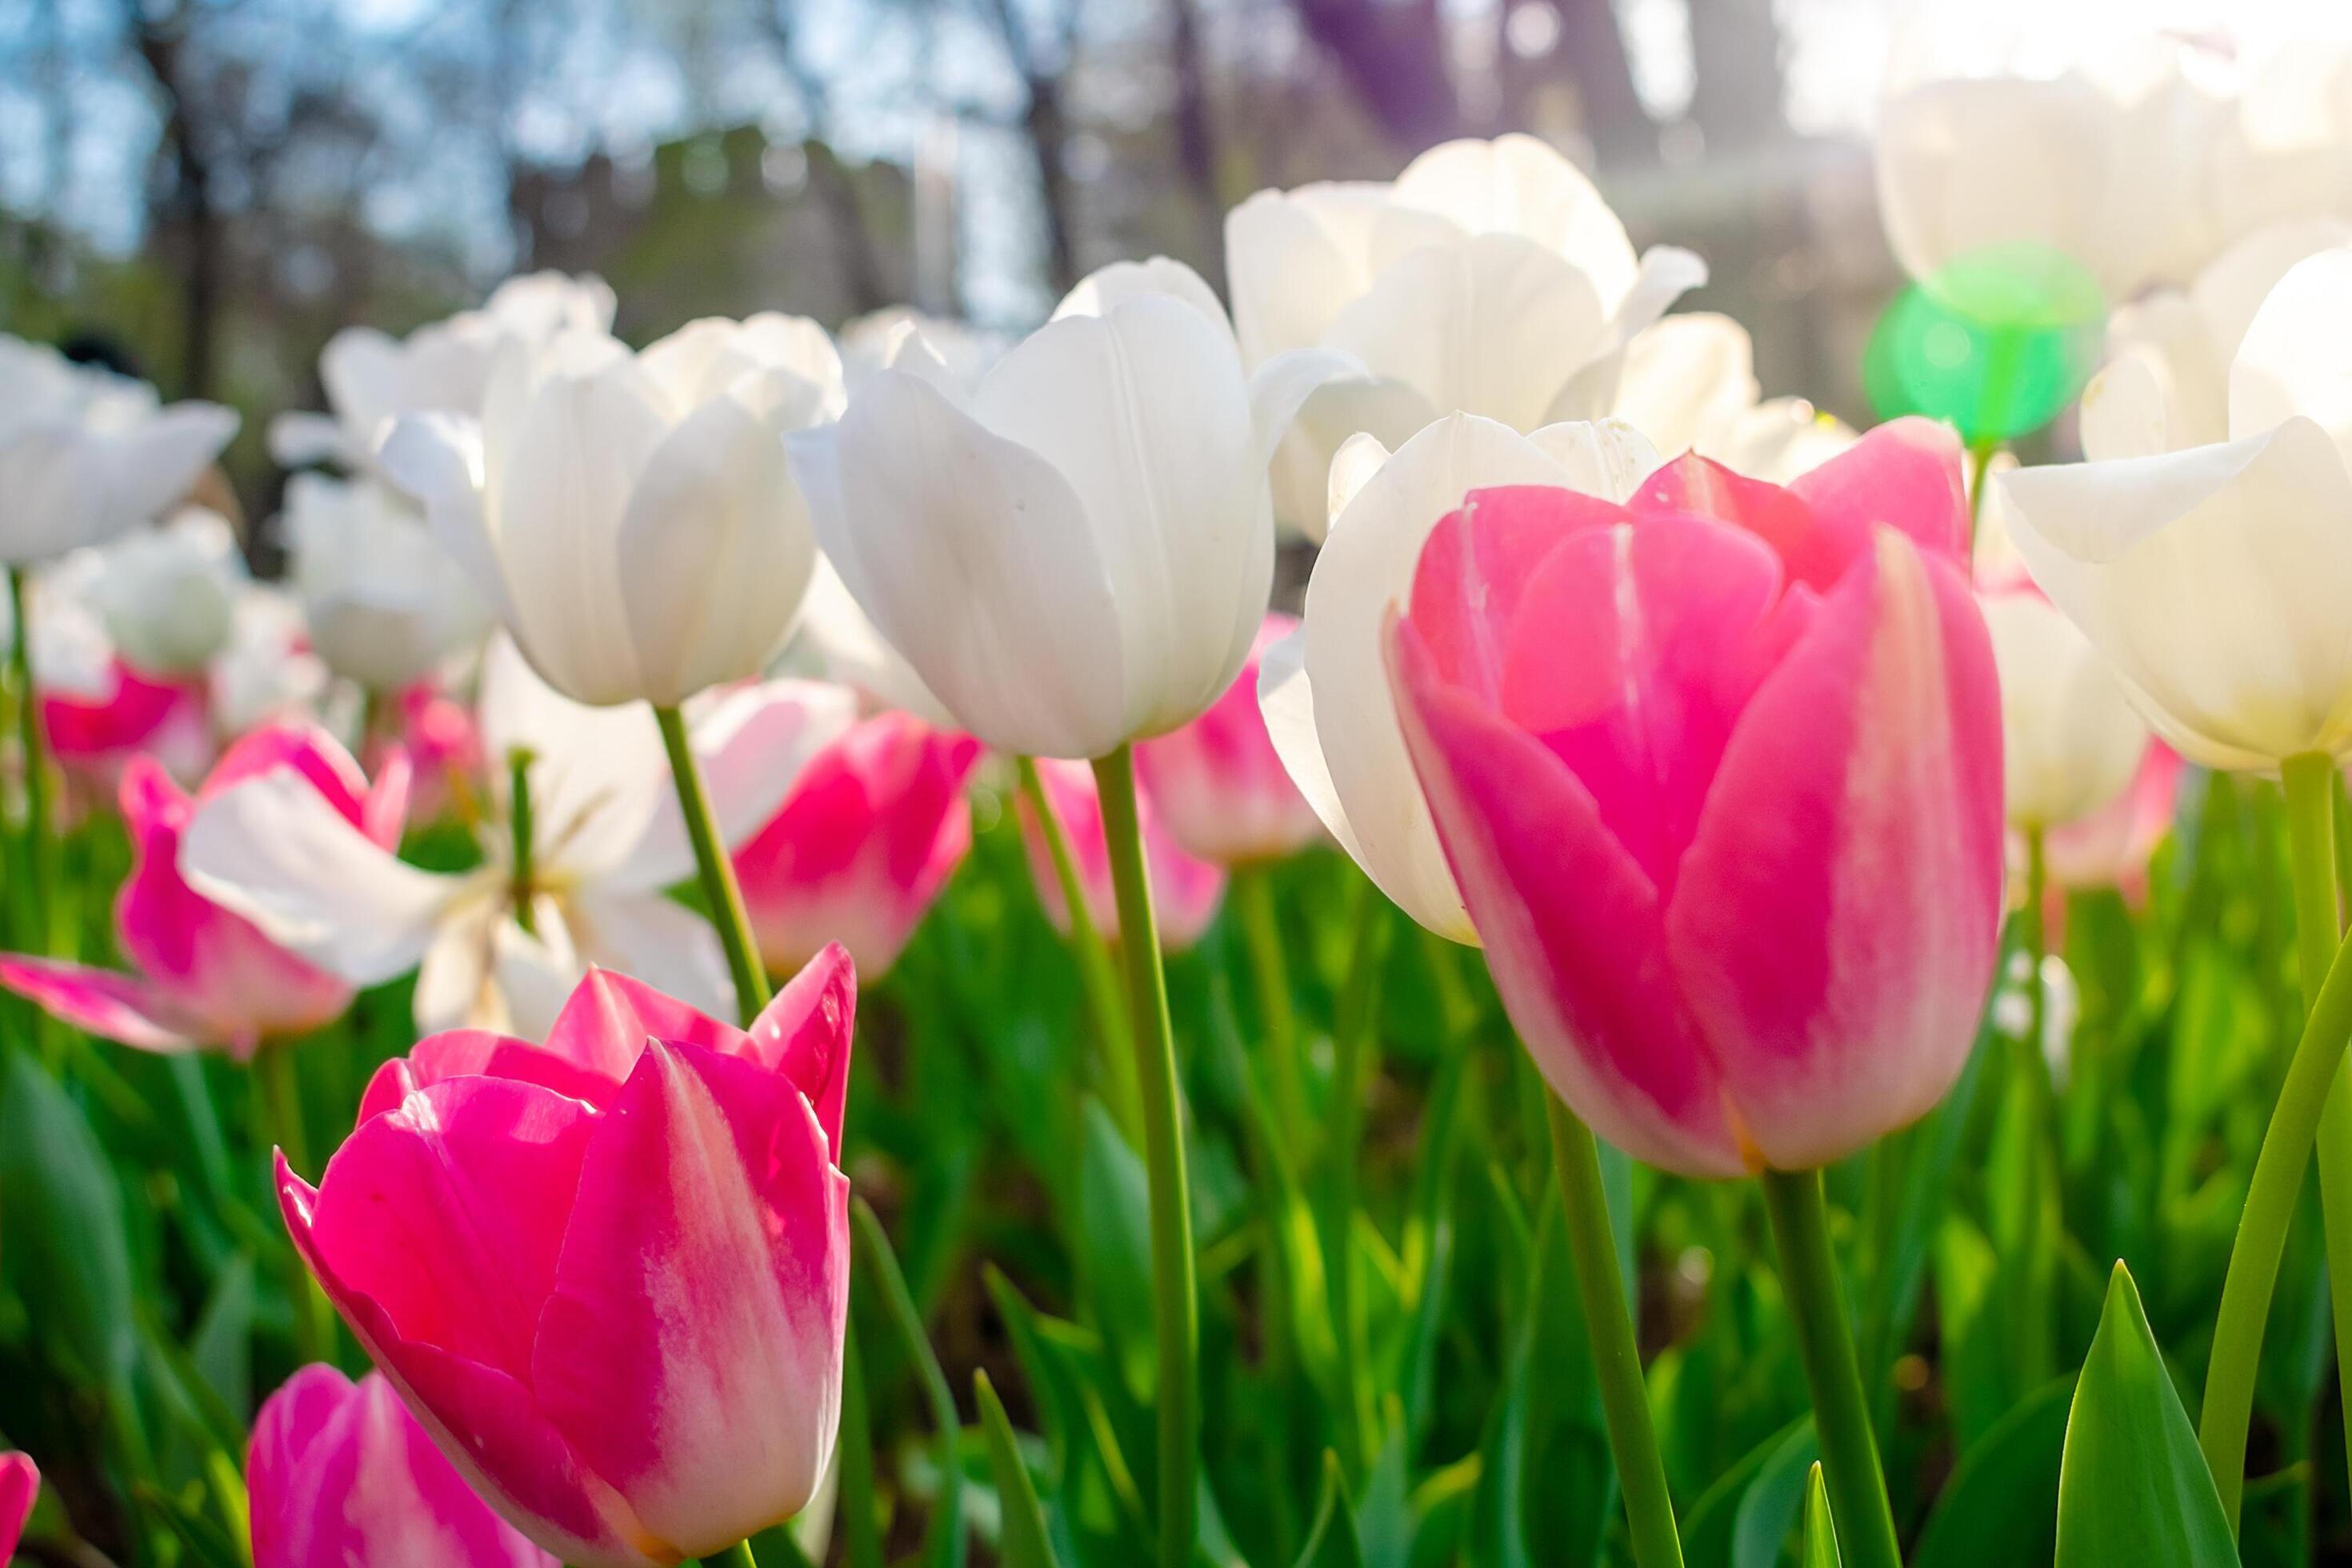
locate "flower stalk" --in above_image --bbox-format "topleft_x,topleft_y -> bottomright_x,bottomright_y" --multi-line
654,705 -> 769,1022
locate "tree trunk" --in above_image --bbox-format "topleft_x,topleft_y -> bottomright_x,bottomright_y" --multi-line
1553,0 -> 1657,166
1288,0 -> 1459,154
1167,0 -> 1224,290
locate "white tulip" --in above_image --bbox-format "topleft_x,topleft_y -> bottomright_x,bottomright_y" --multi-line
208,584 -> 330,737
1226,134 -> 1704,538
1980,591 -> 2150,829
270,270 -> 616,474
282,473 -> 490,692
2097,218 -> 2352,455
2205,41 -> 2352,254
790,257 -> 1346,760
80,509 -> 247,675
837,306 -> 1007,394
183,636 -> 858,1034
1612,313 -> 1858,482
383,312 -> 842,708
1998,248 -> 2352,770
1259,412 -> 1661,942
0,337 -> 238,566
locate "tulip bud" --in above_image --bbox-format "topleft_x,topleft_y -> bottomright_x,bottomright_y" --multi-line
284,474 -> 491,692
734,710 -> 982,979
82,509 -> 247,675
279,953 -> 857,1567
0,1450 -> 36,1562
1135,614 -> 1323,866
1386,422 -> 2003,1175
0,335 -> 238,564
384,314 -> 843,708
248,1365 -> 557,1567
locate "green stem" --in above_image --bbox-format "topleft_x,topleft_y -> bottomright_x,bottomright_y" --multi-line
1966,438 -> 1998,540
506,746 -> 538,937
1545,1094 -> 1684,1568
654,706 -> 769,1025
1323,882 -> 1387,1476
1759,1167 -> 1902,1568
257,1046 -> 329,1363
702,1542 -> 760,1568
2012,826 -> 2058,1389
1016,755 -> 1140,1142
1089,746 -> 1198,1568
852,1197 -> 965,1568
1234,867 -> 1307,1140
838,1316 -> 884,1568
7,565 -> 50,953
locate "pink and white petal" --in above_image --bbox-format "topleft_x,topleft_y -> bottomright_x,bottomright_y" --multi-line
744,944 -> 858,1161
1784,417 -> 1971,572
358,1028 -> 619,1127
0,1450 -> 31,1563
249,1363 -> 361,1568
1666,530 -> 2003,1170
203,722 -> 374,826
0,958 -> 203,1052
1388,617 -> 1745,1176
352,1370 -> 562,1567
542,968 -> 745,1084
534,1043 -> 850,1557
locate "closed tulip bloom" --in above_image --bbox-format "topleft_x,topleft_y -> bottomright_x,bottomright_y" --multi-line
1611,314 -> 1859,483
1135,614 -> 1323,866
1018,758 -> 1226,951
249,1365 -> 557,1568
278,953 -> 855,1567
1999,248 -> 2352,770
1386,421 -> 2002,1175
385,314 -> 842,707
790,258 -> 1345,760
0,335 -> 238,565
0,723 -> 404,1055
0,1451 -> 35,1562
283,474 -> 491,692
80,509 -> 248,675
734,710 -> 981,978
1260,413 -> 1664,942
1226,134 -> 1704,536
1980,590 -> 2150,830
272,271 -> 616,474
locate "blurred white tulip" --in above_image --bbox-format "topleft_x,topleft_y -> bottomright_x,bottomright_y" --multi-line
0,337 -> 238,566
270,271 -> 616,474
82,510 -> 247,675
384,312 -> 842,708
2205,40 -> 2352,254
1259,412 -> 1661,942
791,257 -> 1347,760
1225,134 -> 1704,537
282,474 -> 490,692
1979,590 -> 2150,830
183,636 -> 858,1034
836,306 -> 1007,393
1612,314 -> 1858,482
209,584 -> 330,737
1998,248 -> 2352,769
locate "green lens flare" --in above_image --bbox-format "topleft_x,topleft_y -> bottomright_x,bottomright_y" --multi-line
1865,242 -> 2108,442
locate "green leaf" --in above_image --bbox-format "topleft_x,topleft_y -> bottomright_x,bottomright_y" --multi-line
851,1197 -> 967,1568
976,1370 -> 1060,1568
1075,1097 -> 1158,1401
1802,1463 -> 1842,1568
0,1050 -> 138,1389
1912,1375 -> 2074,1568
1296,1451 -> 1365,1568
2055,1264 -> 2239,1568
1730,1422 -> 1819,1568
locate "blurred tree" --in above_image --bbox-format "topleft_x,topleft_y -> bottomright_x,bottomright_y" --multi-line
1688,0 -> 1788,150
1286,0 -> 1460,150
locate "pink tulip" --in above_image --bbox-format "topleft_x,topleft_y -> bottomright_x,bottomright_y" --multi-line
0,722 -> 407,1055
0,1450 -> 35,1562
1135,614 -> 1323,866
734,711 -> 981,978
1386,419 -> 2003,1176
2045,744 -> 2183,899
278,950 -> 857,1567
41,657 -> 211,793
249,1365 -> 557,1568
1018,758 -> 1227,951
369,679 -> 484,830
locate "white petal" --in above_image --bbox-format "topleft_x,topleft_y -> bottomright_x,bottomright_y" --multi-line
1390,134 -> 1640,305
1257,628 -> 1361,863
1223,182 -> 1393,365
1982,591 -> 2150,827
794,370 -> 1128,758
793,555 -> 957,726
182,772 -> 473,985
1612,313 -> 1757,457
564,887 -> 737,1022
476,636 -> 671,885
2230,247 -> 2352,464
1054,257 -> 1231,335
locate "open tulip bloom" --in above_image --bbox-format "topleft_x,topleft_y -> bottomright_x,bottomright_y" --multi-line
182,636 -> 856,1034
0,722 -> 405,1054
1384,418 -> 2004,1176
277,951 -> 854,1567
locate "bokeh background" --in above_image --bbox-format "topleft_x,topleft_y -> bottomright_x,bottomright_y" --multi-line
0,0 -> 2340,530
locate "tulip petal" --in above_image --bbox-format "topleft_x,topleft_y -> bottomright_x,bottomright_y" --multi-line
2231,246 -> 2352,462
534,1042 -> 850,1555
562,889 -> 737,1028
794,369 -> 1129,759
106,400 -> 240,530
0,1450 -> 32,1564
542,967 -> 742,1083
0,957 -> 201,1052
1666,530 -> 2003,1170
745,943 -> 858,1161
358,1029 -> 620,1126
1786,416 -> 1970,566
1387,614 -> 1743,1175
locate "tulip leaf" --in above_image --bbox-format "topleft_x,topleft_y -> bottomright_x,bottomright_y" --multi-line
1801,1463 -> 1841,1568
1074,1096 -> 1159,1402
977,1369 -> 1061,1568
1912,1374 -> 2073,1568
1295,1451 -> 1365,1568
1731,1422 -> 1820,1568
0,1050 -> 138,1390
2054,1263 -> 2239,1568
851,1197 -> 967,1568
134,1482 -> 247,1568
